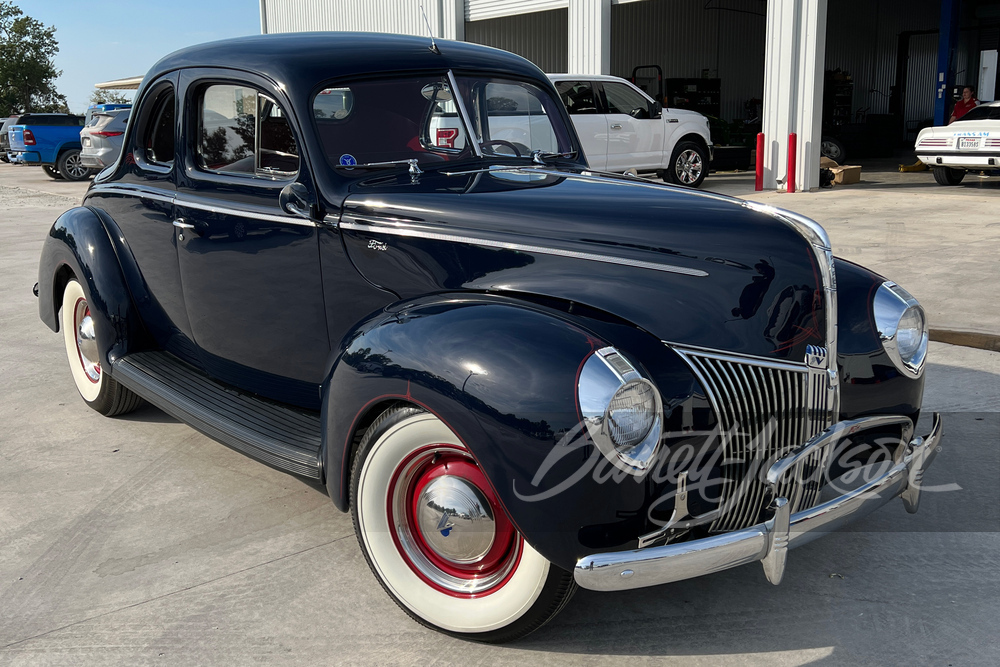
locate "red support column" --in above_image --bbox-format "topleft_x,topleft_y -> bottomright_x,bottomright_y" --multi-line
787,133 -> 797,193
755,133 -> 764,191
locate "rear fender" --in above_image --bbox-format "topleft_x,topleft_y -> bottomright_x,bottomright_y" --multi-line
37,206 -> 151,370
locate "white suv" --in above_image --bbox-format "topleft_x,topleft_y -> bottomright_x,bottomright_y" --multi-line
549,74 -> 713,187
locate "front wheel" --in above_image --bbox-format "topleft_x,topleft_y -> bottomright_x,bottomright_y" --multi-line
666,141 -> 708,187
350,406 -> 576,642
57,149 -> 90,181
933,166 -> 965,186
60,279 -> 144,416
43,165 -> 62,180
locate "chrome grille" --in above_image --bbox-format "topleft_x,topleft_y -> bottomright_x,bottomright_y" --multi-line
672,345 -> 834,532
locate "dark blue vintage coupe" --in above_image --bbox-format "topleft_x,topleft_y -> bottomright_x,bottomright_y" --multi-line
37,33 -> 941,641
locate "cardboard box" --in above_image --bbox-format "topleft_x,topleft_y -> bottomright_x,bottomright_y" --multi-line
831,165 -> 862,185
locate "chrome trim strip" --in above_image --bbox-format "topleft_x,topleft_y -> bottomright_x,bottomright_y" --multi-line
665,342 -> 807,371
88,184 -> 319,228
89,184 -> 175,204
574,413 -> 942,592
340,219 -> 709,277
447,70 -> 483,159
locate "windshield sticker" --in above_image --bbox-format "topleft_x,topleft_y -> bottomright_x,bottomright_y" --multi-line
339,154 -> 357,166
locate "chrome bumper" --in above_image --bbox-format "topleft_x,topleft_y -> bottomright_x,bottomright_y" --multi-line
574,412 -> 943,591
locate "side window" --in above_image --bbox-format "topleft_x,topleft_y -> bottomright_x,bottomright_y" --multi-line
603,82 -> 652,118
555,81 -> 599,115
197,83 -> 299,178
145,88 -> 175,166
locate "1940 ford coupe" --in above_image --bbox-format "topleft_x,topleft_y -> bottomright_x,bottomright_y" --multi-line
37,33 -> 941,642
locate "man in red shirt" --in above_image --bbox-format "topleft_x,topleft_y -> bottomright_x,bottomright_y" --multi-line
949,86 -> 979,123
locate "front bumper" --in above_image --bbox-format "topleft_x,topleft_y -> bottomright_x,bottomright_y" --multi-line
574,412 -> 942,591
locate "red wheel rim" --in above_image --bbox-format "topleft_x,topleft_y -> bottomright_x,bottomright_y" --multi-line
387,444 -> 522,598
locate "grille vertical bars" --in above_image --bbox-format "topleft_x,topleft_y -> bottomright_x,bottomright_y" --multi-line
671,345 -> 833,532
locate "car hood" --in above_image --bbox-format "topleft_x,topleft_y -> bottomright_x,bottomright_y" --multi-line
338,168 -> 827,360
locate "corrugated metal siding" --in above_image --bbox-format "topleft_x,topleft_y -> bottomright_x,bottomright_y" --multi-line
465,9 -> 568,72
610,0 -> 767,122
262,0 -> 460,39
466,0 -> 567,22
825,0 -> 941,120
905,33 -> 938,125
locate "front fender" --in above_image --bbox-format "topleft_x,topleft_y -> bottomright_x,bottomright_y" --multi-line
323,293 -> 715,571
37,206 -> 151,370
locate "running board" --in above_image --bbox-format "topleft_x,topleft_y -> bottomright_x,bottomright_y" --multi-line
113,351 -> 323,479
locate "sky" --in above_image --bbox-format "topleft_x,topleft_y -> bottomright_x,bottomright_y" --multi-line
17,1 -> 261,113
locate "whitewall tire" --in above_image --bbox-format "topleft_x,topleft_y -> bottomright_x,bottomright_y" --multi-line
350,406 -> 576,642
60,278 -> 144,416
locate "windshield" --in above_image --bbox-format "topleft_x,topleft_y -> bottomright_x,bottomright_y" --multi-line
311,72 -> 573,171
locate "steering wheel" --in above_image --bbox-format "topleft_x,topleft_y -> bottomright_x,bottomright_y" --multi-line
480,139 -> 522,157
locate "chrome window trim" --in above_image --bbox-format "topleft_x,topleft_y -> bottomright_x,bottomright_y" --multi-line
339,219 -> 709,277
447,70 -> 483,158
88,184 -> 318,228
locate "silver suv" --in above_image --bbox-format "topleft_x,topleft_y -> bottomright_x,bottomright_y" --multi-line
80,109 -> 130,169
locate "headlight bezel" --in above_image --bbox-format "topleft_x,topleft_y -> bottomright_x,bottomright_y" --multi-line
578,347 -> 663,475
873,281 -> 928,378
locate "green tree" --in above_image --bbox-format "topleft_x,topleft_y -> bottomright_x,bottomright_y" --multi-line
89,89 -> 132,106
0,1 -> 65,115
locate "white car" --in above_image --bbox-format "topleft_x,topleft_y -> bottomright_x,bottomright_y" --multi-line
549,74 -> 713,187
915,101 -> 1000,185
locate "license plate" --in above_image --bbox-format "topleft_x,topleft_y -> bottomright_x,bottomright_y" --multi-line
958,137 -> 980,150
82,137 -> 91,146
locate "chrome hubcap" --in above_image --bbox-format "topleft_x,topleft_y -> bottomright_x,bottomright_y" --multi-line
388,445 -> 520,595
676,149 -> 703,184
416,475 -> 495,564
66,154 -> 87,178
74,299 -> 100,382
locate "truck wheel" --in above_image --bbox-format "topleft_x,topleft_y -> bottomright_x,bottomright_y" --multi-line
933,166 -> 965,186
57,149 -> 90,181
350,406 -> 576,642
60,278 -> 144,416
43,165 -> 63,180
667,141 -> 708,187
821,137 -> 846,163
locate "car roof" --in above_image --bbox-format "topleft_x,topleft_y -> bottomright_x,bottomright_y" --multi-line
147,32 -> 549,92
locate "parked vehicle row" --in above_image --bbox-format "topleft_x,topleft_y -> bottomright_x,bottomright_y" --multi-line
4,103 -> 134,181
36,32 -> 939,642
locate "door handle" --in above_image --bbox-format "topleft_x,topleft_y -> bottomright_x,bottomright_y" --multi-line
610,123 -> 623,130
173,218 -> 195,240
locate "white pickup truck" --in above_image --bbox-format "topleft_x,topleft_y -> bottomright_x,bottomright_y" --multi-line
549,74 -> 713,187
425,75 -> 713,187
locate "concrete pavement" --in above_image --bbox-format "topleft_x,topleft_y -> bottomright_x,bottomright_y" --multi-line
1,162 -> 998,665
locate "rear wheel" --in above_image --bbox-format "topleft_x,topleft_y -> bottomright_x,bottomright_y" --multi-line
666,141 -> 708,187
43,165 -> 62,180
350,406 -> 576,642
933,166 -> 965,186
57,149 -> 90,181
60,279 -> 144,416
821,136 -> 846,163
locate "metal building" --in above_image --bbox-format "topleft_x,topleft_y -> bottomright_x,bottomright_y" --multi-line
259,0 -> 998,191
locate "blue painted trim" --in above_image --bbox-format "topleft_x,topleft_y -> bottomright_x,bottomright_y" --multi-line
934,0 -> 963,126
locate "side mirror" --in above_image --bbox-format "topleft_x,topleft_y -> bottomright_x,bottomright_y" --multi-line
652,101 -> 663,119
279,182 -> 313,220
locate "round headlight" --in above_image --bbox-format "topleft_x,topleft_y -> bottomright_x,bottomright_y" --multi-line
607,380 -> 656,448
578,348 -> 663,474
874,282 -> 928,377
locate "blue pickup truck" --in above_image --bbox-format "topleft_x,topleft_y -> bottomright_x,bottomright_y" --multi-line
6,113 -> 92,181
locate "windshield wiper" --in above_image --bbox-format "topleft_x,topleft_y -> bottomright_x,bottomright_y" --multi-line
334,158 -> 423,175
531,150 -> 578,164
